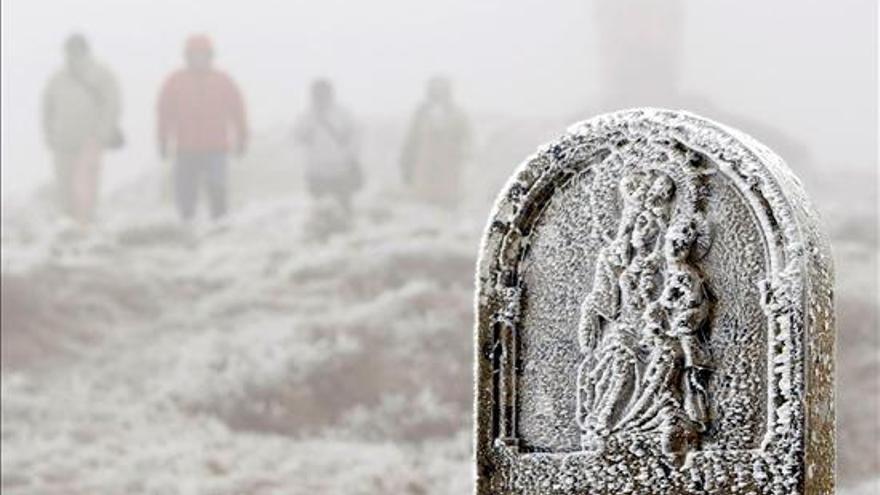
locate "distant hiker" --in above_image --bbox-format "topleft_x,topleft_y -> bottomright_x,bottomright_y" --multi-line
293,79 -> 362,217
400,76 -> 472,209
42,33 -> 122,225
157,34 -> 248,221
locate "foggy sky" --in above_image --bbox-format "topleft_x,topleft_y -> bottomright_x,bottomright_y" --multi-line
1,0 -> 877,198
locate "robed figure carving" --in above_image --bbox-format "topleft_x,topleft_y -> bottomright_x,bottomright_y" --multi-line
576,170 -> 713,463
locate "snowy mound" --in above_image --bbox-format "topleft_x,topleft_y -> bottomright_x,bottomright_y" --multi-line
2,124 -> 877,491
2,191 -> 480,493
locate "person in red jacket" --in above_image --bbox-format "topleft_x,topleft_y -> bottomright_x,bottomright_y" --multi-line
157,35 -> 248,221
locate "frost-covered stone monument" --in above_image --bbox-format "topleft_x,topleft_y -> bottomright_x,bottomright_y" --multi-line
474,109 -> 834,494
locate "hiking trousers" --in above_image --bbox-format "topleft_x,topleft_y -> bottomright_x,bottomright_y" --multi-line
174,151 -> 228,221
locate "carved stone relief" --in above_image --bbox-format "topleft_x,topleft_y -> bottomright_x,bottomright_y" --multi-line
474,109 -> 835,494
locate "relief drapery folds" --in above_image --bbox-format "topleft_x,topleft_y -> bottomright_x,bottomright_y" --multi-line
576,167 -> 713,464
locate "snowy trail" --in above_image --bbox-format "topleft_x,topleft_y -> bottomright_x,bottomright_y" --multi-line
2,177 -> 877,493
2,197 -> 479,494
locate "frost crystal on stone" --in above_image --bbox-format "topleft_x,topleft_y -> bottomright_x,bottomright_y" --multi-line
474,109 -> 835,494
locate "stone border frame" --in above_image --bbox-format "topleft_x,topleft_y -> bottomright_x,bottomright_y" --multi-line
474,109 -> 834,494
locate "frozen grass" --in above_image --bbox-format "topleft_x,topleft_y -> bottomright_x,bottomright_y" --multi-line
1,131 -> 877,492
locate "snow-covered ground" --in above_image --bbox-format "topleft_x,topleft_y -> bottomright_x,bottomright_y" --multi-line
1,125 -> 877,493
2,187 -> 485,493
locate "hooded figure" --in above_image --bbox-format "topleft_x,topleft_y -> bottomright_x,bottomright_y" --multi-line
157,34 -> 248,221
42,33 -> 121,224
293,79 -> 362,215
400,76 -> 472,209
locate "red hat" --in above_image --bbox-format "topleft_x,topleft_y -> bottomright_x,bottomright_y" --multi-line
185,34 -> 213,56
